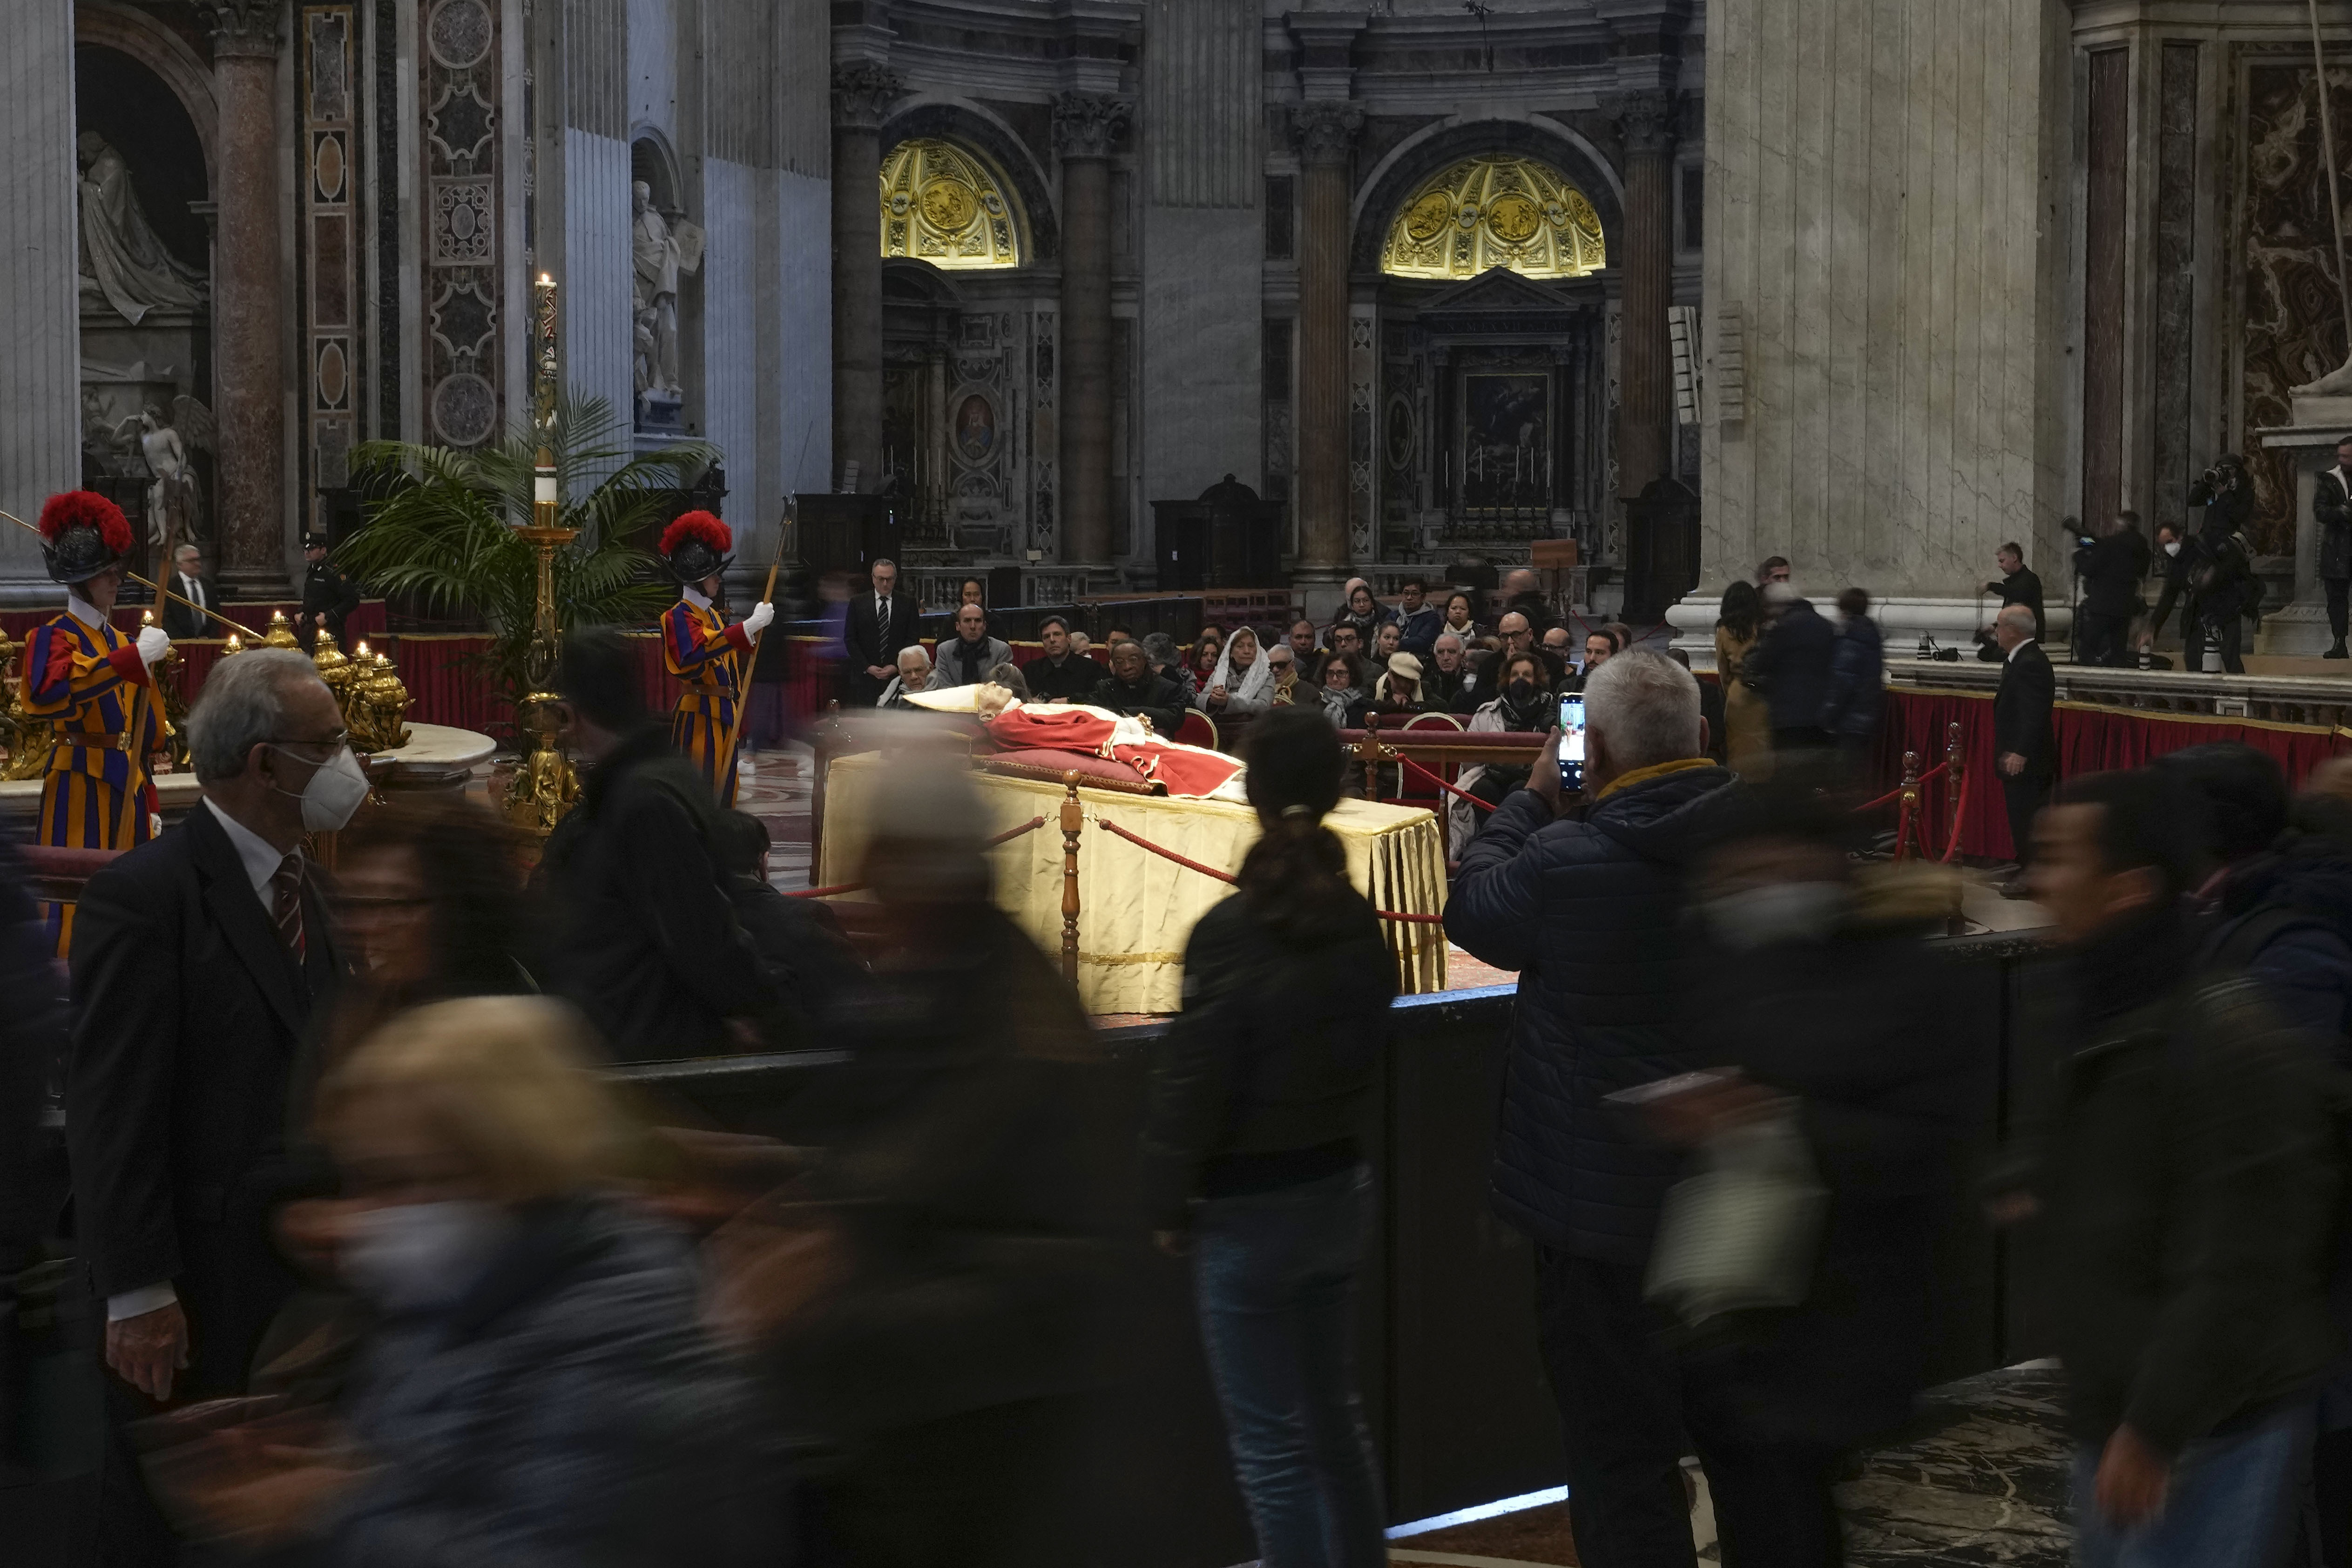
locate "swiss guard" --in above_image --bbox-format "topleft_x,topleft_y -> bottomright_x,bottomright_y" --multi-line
657,510 -> 771,806
26,491 -> 170,947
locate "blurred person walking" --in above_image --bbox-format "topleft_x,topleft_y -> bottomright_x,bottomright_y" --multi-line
734,758 -> 1130,1568
1446,650 -> 1742,1566
157,995 -> 768,1563
1661,782 -> 1974,1567
1993,770 -> 2341,1568
1142,708 -> 1396,1568
1992,605 -> 2057,892
66,649 -> 361,1563
2075,512 -> 2152,669
1745,582 -> 1837,756
535,629 -> 778,1062
1714,581 -> 1772,780
1143,632 -> 1199,706
1819,588 -> 1885,775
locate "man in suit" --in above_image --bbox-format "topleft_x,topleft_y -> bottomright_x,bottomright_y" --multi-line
841,557 -> 921,708
2073,512 -> 2152,669
299,531 -> 361,649
160,542 -> 225,639
1992,604 -> 2056,894
68,648 -> 360,1554
1021,614 -> 1104,703
2313,434 -> 2352,659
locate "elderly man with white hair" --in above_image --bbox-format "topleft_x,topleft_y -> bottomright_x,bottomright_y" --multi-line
1443,648 -> 1743,1566
877,645 -> 932,709
1991,602 -> 2056,893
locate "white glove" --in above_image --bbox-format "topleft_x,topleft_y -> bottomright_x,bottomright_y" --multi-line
741,601 -> 775,637
136,627 -> 171,666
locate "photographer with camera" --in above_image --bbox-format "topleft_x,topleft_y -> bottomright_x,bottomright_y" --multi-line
2314,434 -> 2352,659
2074,511 -> 2152,669
2183,456 -> 2258,675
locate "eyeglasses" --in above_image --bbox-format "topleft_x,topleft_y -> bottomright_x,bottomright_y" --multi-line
269,729 -> 349,756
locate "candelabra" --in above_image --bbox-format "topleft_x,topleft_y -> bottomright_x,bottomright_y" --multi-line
505,272 -> 581,838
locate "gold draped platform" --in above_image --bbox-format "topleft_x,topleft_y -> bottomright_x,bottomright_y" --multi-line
818,752 -> 1449,1014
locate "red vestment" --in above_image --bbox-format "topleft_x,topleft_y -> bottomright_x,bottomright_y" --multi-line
982,704 -> 1243,799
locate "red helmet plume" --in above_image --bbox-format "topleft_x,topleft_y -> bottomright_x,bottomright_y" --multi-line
39,491 -> 133,555
659,511 -> 731,558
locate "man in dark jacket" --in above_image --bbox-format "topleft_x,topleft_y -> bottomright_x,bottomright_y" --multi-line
1992,605 -> 2057,884
710,810 -> 869,1048
0,837 -> 64,1473
536,629 -> 777,1061
1097,638 -> 1186,735
1745,581 -> 1837,754
1986,541 -> 2045,641
2075,513 -> 2152,668
1021,615 -> 1105,703
1998,768 -> 2339,1568
2144,520 -> 2205,667
842,558 -> 923,708
2188,456 -> 2258,675
1446,649 -> 1743,1566
2316,434 -> 2352,659
298,532 -> 361,649
1819,587 -> 1884,771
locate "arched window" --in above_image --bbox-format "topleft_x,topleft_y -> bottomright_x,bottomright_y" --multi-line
1379,153 -> 1607,281
879,137 -> 1023,270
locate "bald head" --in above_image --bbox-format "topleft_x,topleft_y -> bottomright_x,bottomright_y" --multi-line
1994,604 -> 2036,650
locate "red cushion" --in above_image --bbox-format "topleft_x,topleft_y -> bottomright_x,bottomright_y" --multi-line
978,749 -> 1161,794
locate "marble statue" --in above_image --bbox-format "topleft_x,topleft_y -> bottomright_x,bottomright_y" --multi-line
120,398 -> 212,555
76,133 -> 207,326
632,181 -> 682,400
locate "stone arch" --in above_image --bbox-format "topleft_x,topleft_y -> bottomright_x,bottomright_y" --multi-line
628,125 -> 681,212
75,2 -> 217,186
1350,114 -> 1624,278
881,97 -> 1058,265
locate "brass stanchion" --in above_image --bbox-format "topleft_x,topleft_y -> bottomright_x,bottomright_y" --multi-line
1945,721 -> 1968,934
1060,772 -> 1084,983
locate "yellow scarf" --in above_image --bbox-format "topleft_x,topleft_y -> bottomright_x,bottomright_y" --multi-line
1594,755 -> 1715,802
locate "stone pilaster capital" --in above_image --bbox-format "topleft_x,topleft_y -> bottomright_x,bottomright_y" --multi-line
1291,101 -> 1365,169
196,0 -> 285,57
1608,89 -> 1682,156
1052,93 -> 1130,161
831,64 -> 905,133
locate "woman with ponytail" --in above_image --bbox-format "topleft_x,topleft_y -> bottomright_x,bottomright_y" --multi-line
1140,706 -> 1396,1568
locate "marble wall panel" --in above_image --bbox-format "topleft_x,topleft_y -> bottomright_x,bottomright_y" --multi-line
1700,0 -> 2070,602
772,168 -> 832,495
2083,48 -> 2128,531
2153,41 -> 2200,532
0,0 -> 78,591
561,127 -> 634,445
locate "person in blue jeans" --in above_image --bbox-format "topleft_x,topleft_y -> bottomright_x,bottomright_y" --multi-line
1141,705 -> 1398,1568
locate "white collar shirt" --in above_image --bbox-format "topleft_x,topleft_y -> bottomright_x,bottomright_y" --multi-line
2006,637 -> 2036,663
203,797 -> 297,914
66,593 -> 105,631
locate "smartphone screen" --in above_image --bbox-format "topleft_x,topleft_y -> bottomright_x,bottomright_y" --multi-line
1558,694 -> 1587,792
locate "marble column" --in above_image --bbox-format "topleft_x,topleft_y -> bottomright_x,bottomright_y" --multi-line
1614,92 -> 1676,505
830,65 -> 899,494
1293,101 -> 1361,592
202,0 -> 288,592
1054,93 -> 1128,570
0,0 -> 80,597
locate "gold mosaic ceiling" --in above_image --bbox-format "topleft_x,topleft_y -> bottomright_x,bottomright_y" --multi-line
879,138 -> 1022,270
1380,154 -> 1607,281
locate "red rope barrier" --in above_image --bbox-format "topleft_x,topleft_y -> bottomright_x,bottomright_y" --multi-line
1850,761 -> 1949,814
1096,815 -> 1440,924
1940,769 -> 1973,864
787,815 -> 1048,899
1893,795 -> 1914,863
1399,755 -> 1495,812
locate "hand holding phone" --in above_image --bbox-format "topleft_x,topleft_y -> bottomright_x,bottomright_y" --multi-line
1557,694 -> 1586,793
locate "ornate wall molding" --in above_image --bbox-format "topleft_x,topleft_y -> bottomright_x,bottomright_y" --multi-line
420,0 -> 500,449
299,3 -> 359,525
1293,101 -> 1365,169
197,0 -> 287,59
1608,89 -> 1680,156
1051,92 -> 1130,162
833,64 -> 906,134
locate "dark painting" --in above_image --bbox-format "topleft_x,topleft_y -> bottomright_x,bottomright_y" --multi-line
1461,372 -> 1548,510
954,392 -> 997,465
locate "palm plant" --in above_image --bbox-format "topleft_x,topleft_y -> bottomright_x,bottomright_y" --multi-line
343,393 -> 717,712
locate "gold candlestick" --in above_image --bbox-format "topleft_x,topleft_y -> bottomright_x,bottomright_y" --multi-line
505,271 -> 581,839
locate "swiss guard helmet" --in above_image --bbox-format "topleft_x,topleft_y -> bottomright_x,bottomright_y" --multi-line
38,491 -> 133,586
658,510 -> 733,585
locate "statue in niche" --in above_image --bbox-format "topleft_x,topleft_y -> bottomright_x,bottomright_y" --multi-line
631,180 -> 703,416
76,133 -> 208,326
117,398 -> 213,560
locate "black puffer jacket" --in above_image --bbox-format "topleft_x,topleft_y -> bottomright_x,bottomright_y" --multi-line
1140,891 -> 1396,1227
1445,765 -> 1743,1260
1745,600 -> 1837,732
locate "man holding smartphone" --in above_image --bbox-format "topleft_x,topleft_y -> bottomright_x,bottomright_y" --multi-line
1445,650 -> 1744,1564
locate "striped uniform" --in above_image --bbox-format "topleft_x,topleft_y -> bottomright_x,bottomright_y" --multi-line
22,609 -> 165,950
661,597 -> 752,807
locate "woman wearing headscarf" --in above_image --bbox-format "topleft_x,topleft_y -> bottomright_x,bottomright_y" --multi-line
1327,579 -> 1396,652
1203,625 -> 1274,716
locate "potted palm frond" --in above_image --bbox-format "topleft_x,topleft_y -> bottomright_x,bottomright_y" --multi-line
342,392 -> 717,717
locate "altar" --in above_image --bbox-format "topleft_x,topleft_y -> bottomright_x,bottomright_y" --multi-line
817,751 -> 1449,1015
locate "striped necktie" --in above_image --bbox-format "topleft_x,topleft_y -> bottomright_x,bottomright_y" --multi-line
270,853 -> 306,962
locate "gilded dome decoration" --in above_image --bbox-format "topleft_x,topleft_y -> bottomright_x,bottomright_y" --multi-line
1379,154 -> 1607,280
879,138 -> 1022,270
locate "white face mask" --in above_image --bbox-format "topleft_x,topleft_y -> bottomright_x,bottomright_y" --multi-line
341,1200 -> 515,1312
272,744 -> 371,832
1704,882 -> 1847,952
2163,541 -> 2182,558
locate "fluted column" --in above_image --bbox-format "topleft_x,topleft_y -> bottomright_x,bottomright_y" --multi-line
201,0 -> 288,590
1613,90 -> 1677,505
1293,101 -> 1361,586
1054,92 -> 1128,570
831,66 -> 900,493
